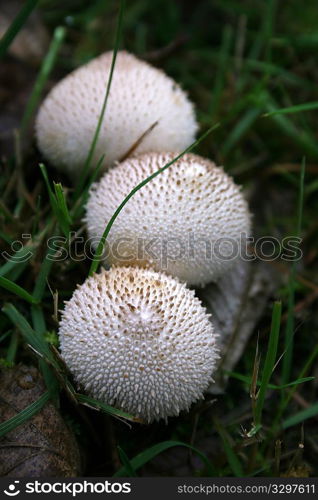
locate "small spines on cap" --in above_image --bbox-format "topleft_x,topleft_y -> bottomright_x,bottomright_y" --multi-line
58,266 -> 218,423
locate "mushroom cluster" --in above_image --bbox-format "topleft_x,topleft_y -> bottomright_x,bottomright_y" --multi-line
37,50 -> 252,422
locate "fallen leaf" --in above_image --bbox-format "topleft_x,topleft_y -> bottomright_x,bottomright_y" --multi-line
0,364 -> 81,477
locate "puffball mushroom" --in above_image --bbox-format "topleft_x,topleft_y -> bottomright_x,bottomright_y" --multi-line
35,51 -> 197,176
85,152 -> 251,286
58,267 -> 218,423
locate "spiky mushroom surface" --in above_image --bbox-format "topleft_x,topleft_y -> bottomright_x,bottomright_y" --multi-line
35,51 -> 197,176
85,152 -> 252,286
58,267 -> 218,423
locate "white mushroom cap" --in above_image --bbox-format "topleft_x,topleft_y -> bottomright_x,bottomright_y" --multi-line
58,267 -> 218,423
85,152 -> 252,286
35,51 -> 198,175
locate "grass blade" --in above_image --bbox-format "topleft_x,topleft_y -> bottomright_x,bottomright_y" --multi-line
76,394 -> 137,422
71,155 -> 105,220
227,371 -> 314,389
0,276 -> 39,304
214,418 -> 243,477
114,440 -> 215,477
248,0 -> 276,61
31,304 -> 60,395
221,107 -> 261,156
2,303 -> 52,361
0,0 -> 39,59
283,403 -> 318,430
39,164 -> 70,237
0,245 -> 35,278
117,446 -> 137,477
0,391 -> 50,437
209,25 -> 233,116
254,301 -> 282,426
264,101 -> 318,117
88,123 -> 219,276
32,233 -> 57,303
281,158 -> 305,385
265,97 -> 318,158
2,303 -> 61,395
20,26 -> 66,136
73,0 -> 125,200
39,164 -> 59,211
6,331 -> 19,364
271,345 -> 318,432
53,182 -> 72,226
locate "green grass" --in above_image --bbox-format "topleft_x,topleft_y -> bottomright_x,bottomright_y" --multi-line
264,101 -> 318,117
114,440 -> 216,477
0,0 -> 317,478
227,372 -> 314,390
0,0 -> 40,58
20,26 -> 66,138
40,164 -> 72,237
281,159 -> 305,385
0,391 -> 51,438
73,0 -> 126,200
0,276 -> 39,304
214,417 -> 244,477
254,301 -> 282,426
76,394 -> 137,423
283,403 -> 318,430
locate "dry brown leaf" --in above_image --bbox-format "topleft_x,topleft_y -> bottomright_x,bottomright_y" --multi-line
0,364 -> 81,477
